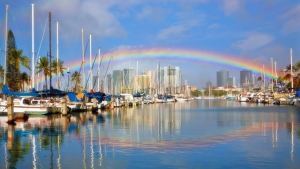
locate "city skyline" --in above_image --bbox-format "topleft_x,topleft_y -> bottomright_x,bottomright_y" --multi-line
0,1 -> 299,89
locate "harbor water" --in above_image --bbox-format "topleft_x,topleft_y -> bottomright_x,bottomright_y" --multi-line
0,99 -> 299,168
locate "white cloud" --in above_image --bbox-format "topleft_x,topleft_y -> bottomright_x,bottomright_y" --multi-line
157,19 -> 199,40
208,23 -> 220,29
33,0 -> 144,41
157,25 -> 189,40
232,32 -> 274,51
136,6 -> 165,21
280,5 -> 300,35
222,0 -> 244,16
177,0 -> 209,9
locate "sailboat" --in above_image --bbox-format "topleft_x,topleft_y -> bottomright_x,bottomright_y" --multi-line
2,85 -> 40,98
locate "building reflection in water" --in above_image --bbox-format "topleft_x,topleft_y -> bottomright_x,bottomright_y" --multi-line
0,100 -> 299,168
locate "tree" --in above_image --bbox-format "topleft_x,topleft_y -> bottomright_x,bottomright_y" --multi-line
282,73 -> 291,82
20,72 -> 30,91
7,29 -> 16,51
295,61 -> 300,71
0,65 -> 3,79
285,64 -> 297,73
0,65 -> 3,88
257,76 -> 263,86
6,29 -> 17,87
7,49 -> 30,91
36,57 -> 50,89
71,71 -> 81,92
52,59 -> 66,88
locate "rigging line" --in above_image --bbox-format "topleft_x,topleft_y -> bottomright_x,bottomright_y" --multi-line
36,17 -> 48,66
103,55 -> 113,93
104,54 -> 113,79
93,52 -> 104,89
75,38 -> 89,90
8,7 -> 25,50
64,25 -> 81,69
85,51 -> 99,90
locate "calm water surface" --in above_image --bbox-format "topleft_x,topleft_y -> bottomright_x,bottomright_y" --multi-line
0,100 -> 300,169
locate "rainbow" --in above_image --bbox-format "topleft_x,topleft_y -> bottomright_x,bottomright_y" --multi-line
35,47 -> 273,87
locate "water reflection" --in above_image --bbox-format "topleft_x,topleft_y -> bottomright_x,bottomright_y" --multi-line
0,100 -> 299,168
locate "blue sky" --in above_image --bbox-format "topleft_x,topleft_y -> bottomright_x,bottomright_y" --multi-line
0,0 -> 300,88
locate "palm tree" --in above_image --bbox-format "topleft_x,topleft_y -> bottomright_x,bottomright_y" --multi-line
20,72 -> 30,91
36,57 -> 50,89
52,59 -> 66,88
0,65 -> 3,79
282,73 -> 291,82
7,49 -> 30,91
285,64 -> 297,73
257,76 -> 263,88
295,61 -> 300,71
71,71 -> 81,92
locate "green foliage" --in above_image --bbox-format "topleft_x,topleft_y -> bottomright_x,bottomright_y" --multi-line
0,65 -> 3,88
71,71 -> 81,92
191,89 -> 239,97
7,49 -> 30,91
4,30 -> 30,91
20,72 -> 30,91
6,29 -> 16,89
7,29 -> 16,51
191,90 -> 202,97
36,57 -> 50,89
7,137 -> 30,169
278,60 -> 300,90
52,59 -> 66,76
52,59 -> 66,88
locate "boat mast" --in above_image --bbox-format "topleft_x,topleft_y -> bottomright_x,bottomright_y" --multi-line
97,48 -> 100,91
158,62 -> 160,94
90,34 -> 92,90
290,48 -> 293,92
271,57 -> 273,92
31,4 -> 35,88
56,22 -> 59,88
275,61 -> 278,87
49,12 -> 52,88
263,64 -> 265,92
168,65 -> 171,94
4,5 -> 8,85
82,29 -> 85,89
136,60 -> 138,93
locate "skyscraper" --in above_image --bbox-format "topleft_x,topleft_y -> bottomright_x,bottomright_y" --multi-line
206,81 -> 212,89
146,70 -> 156,95
112,70 -> 123,94
227,76 -> 236,87
123,68 -> 135,89
162,66 -> 180,94
92,75 -> 98,91
240,69 -> 253,87
216,70 -> 229,87
134,75 -> 150,94
106,74 -> 112,93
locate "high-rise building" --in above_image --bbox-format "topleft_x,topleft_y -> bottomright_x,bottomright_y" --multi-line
206,81 -> 212,89
112,70 -> 123,94
146,70 -> 156,95
134,75 -> 150,94
227,76 -> 236,87
162,66 -> 181,94
217,70 -> 229,87
92,75 -> 98,91
123,68 -> 135,89
106,74 -> 112,93
240,69 -> 253,87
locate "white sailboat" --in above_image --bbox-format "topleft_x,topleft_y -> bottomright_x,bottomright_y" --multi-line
0,98 -> 62,114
